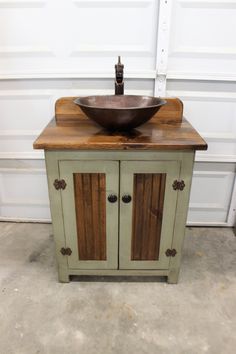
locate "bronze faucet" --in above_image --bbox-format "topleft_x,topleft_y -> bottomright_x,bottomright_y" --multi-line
115,56 -> 124,95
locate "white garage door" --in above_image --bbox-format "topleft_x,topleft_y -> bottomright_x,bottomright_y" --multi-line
0,0 -> 235,226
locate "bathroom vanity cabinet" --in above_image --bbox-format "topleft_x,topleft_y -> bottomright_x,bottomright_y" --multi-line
34,97 -> 207,283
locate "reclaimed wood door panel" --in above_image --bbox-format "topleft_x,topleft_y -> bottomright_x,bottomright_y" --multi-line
119,160 -> 181,270
59,160 -> 119,269
132,173 -> 166,261
73,173 -> 106,261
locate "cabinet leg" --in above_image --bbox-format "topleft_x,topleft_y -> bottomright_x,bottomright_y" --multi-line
167,269 -> 180,284
58,268 -> 70,283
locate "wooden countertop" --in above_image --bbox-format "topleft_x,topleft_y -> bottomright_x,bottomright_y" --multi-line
33,118 -> 207,151
33,97 -> 207,151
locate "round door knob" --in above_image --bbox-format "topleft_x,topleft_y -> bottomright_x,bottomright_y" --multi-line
122,194 -> 132,203
108,194 -> 118,203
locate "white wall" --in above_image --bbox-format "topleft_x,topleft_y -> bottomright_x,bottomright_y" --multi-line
166,0 -> 236,226
0,0 -> 235,226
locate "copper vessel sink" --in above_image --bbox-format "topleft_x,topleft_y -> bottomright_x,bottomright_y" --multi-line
74,95 -> 166,131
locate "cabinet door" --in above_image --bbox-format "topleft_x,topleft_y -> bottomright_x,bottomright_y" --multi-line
59,160 -> 119,269
119,161 -> 181,269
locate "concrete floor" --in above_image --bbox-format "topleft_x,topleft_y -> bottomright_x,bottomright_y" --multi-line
0,223 -> 235,354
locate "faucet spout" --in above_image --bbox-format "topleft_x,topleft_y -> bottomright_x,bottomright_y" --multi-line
115,56 -> 124,95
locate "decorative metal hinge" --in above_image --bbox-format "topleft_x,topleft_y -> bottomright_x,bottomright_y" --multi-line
165,249 -> 177,257
60,247 -> 72,256
54,179 -> 67,190
172,180 -> 185,191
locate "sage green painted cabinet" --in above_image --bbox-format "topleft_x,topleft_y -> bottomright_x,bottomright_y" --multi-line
119,160 -> 180,270
59,160 -> 119,270
45,150 -> 195,284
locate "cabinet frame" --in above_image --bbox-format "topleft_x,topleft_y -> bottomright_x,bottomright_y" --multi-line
59,160 -> 119,270
119,160 -> 181,270
45,150 -> 195,283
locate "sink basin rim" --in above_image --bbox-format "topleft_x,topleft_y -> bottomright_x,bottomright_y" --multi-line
74,95 -> 166,111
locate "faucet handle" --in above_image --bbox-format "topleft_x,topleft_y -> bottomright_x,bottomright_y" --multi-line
116,56 -> 123,68
115,56 -> 124,83
115,56 -> 124,95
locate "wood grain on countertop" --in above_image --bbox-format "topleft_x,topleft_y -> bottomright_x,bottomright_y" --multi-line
33,97 -> 207,151
33,118 -> 207,151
